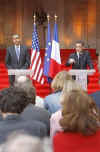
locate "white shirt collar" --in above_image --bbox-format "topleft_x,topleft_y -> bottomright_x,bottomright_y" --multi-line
15,45 -> 20,50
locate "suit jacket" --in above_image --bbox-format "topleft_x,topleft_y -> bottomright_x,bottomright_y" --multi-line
66,50 -> 94,69
0,115 -> 47,144
5,45 -> 30,69
21,104 -> 50,135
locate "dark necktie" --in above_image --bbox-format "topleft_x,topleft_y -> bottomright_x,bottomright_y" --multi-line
79,53 -> 82,65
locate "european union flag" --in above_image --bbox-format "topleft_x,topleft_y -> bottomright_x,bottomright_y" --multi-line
53,22 -> 59,42
43,23 -> 52,83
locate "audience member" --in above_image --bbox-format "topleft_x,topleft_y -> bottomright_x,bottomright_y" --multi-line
0,87 -> 47,144
14,75 -> 44,107
1,133 -> 52,152
50,80 -> 82,139
14,75 -> 50,135
44,71 -> 72,115
53,90 -> 100,152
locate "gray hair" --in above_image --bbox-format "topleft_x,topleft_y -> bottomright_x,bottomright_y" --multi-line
14,75 -> 33,87
1,133 -> 52,152
2,133 -> 42,152
14,75 -> 36,104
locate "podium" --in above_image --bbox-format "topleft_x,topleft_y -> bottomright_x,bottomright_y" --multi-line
8,69 -> 44,84
68,69 -> 95,90
8,69 -> 95,91
8,69 -> 33,76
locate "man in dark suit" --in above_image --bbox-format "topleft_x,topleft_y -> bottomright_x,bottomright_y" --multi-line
5,34 -> 30,86
66,41 -> 94,70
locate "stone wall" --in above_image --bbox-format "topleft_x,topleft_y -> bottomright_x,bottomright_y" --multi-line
0,0 -> 99,52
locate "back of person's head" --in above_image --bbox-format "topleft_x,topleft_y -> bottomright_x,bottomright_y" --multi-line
2,133 -> 42,152
0,87 -> 29,114
14,75 -> 32,86
62,80 -> 82,93
1,132 -> 52,152
0,88 -> 13,112
14,76 -> 36,104
60,90 -> 100,135
0,87 -> 13,97
51,71 -> 72,92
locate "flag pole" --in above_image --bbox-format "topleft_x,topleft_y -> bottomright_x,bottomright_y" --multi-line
54,14 -> 58,23
47,14 -> 50,23
31,13 -> 44,84
33,14 -> 36,24
49,14 -> 61,78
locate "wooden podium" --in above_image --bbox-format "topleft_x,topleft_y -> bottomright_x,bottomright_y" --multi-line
8,69 -> 95,91
68,69 -> 95,90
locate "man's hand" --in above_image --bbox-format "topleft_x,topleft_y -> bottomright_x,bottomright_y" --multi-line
68,58 -> 75,64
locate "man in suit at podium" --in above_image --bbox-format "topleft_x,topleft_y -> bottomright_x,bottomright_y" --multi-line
5,34 -> 30,86
66,40 -> 94,70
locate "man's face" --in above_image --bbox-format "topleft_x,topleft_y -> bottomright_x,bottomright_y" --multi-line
75,43 -> 83,52
13,37 -> 20,46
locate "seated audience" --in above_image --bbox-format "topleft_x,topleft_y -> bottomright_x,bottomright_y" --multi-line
53,90 -> 100,152
14,75 -> 44,108
50,80 -> 82,139
44,71 -> 72,115
0,87 -> 47,144
14,75 -> 50,135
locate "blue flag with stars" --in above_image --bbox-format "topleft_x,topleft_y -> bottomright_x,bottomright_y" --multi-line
43,23 -> 52,83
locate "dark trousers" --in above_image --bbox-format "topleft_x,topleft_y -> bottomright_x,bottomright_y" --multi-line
72,75 -> 76,80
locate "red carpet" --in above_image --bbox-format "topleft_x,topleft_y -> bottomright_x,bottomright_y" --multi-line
0,49 -> 100,97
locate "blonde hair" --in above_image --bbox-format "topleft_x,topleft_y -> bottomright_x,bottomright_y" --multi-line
51,71 -> 72,92
62,80 -> 82,93
60,80 -> 83,104
60,90 -> 100,135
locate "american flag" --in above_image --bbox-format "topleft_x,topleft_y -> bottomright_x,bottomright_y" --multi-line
30,23 -> 44,84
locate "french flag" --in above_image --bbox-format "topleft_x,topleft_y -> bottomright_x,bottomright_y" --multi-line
49,22 -> 61,78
